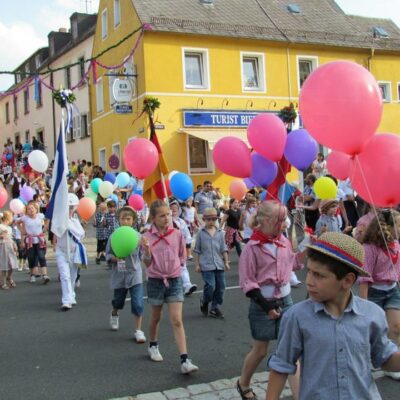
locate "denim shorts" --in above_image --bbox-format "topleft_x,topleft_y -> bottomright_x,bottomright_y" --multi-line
248,294 -> 293,342
147,277 -> 184,306
112,283 -> 144,316
368,286 -> 400,310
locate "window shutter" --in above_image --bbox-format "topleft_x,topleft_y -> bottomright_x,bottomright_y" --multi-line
76,115 -> 82,138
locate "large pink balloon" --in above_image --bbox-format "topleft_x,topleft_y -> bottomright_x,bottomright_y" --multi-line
123,138 -> 159,179
326,151 -> 352,180
212,137 -> 251,178
352,134 -> 400,207
247,114 -> 287,161
128,194 -> 145,211
0,187 -> 8,208
299,61 -> 382,155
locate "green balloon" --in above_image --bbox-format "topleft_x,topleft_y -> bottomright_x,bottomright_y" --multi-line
111,226 -> 139,258
84,188 -> 98,201
90,178 -> 103,194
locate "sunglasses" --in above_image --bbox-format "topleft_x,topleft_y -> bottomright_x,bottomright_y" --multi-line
204,216 -> 218,221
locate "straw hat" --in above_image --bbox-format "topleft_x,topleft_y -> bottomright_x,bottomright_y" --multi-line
320,199 -> 339,214
307,232 -> 370,277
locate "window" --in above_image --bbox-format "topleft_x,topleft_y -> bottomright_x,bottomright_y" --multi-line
114,0 -> 121,28
241,52 -> 266,92
35,54 -> 41,69
96,78 -> 104,113
397,83 -> 400,102
297,56 -> 318,89
188,136 -> 213,174
99,148 -> 106,170
287,4 -> 301,13
25,130 -> 30,142
78,56 -> 85,81
13,95 -> 18,120
81,113 -> 91,138
5,102 -> 9,124
72,19 -> 78,39
16,74 -> 21,84
72,115 -> 81,139
373,27 -> 389,38
102,9 -> 108,39
37,130 -> 44,145
24,88 -> 29,114
183,48 -> 209,89
378,82 -> 391,102
25,63 -> 30,76
112,143 -> 121,169
36,80 -> 42,107
65,66 -> 71,89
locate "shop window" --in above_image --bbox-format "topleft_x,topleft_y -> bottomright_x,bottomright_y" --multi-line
297,56 -> 318,89
241,52 -> 265,92
114,0 -> 121,28
96,78 -> 104,113
183,48 -> 209,89
188,135 -> 212,174
378,82 -> 391,102
102,9 -> 108,39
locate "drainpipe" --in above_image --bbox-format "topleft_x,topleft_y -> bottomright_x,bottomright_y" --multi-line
286,47 -> 292,101
50,72 -> 57,155
367,48 -> 375,72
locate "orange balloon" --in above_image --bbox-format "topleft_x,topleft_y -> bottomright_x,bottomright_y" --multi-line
229,180 -> 247,201
77,197 -> 96,221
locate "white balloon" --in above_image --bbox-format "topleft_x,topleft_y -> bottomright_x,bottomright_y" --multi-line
28,150 -> 49,173
9,198 -> 25,214
168,170 -> 179,181
99,181 -> 114,198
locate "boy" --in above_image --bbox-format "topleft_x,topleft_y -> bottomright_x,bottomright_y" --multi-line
315,199 -> 352,237
266,232 -> 400,400
106,200 -> 119,237
94,202 -> 108,264
107,206 -> 146,343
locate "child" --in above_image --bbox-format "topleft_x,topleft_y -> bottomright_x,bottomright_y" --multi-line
221,198 -> 243,257
106,200 -> 119,237
182,197 -> 200,259
315,199 -> 353,236
94,202 -> 108,264
266,232 -> 400,399
13,213 -> 28,271
237,200 -> 303,400
143,199 -> 199,374
239,196 -> 257,244
359,210 -> 400,380
194,208 -> 229,318
107,206 -> 146,343
53,193 -> 87,311
0,211 -> 18,289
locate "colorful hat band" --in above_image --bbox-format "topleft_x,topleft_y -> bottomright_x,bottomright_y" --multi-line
313,240 -> 363,268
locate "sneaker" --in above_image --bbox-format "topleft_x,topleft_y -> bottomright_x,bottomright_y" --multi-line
290,281 -> 302,288
71,300 -> 77,306
148,345 -> 163,362
187,255 -> 194,261
185,284 -> 197,296
61,304 -> 72,311
181,359 -> 199,374
384,371 -> 400,380
110,314 -> 119,331
200,299 -> 209,317
100,254 -> 106,261
134,330 -> 146,343
96,258 -> 101,265
18,266 -> 23,272
43,275 -> 50,284
75,279 -> 80,288
30,275 -> 36,283
209,308 -> 224,319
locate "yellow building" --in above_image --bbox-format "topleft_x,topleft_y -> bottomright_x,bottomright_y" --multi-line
90,0 -> 400,195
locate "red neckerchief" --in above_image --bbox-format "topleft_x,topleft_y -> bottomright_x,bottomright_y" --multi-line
152,228 -> 175,246
383,242 -> 399,265
250,229 -> 286,248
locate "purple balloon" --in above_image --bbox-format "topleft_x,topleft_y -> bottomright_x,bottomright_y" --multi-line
284,129 -> 318,171
250,153 -> 278,187
244,177 -> 258,189
20,185 -> 35,202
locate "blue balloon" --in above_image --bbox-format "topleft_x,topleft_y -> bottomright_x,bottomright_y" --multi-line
104,172 -> 116,184
170,173 -> 193,201
278,183 -> 297,206
129,177 -> 137,188
108,194 -> 119,204
260,191 -> 267,202
133,188 -> 143,196
116,172 -> 130,188
6,153 -> 12,160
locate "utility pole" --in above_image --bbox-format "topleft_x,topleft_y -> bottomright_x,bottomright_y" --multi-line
81,0 -> 92,13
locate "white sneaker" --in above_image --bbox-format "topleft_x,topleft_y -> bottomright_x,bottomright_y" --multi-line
148,345 -> 163,362
110,314 -> 119,331
181,359 -> 199,374
384,371 -> 400,380
61,304 -> 72,311
18,266 -> 23,272
134,330 -> 146,343
42,275 -> 50,284
30,275 -> 36,283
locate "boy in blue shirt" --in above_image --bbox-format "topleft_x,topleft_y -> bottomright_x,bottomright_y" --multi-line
266,232 -> 400,400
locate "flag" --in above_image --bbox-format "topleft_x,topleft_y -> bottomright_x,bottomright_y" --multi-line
45,115 -> 69,237
267,156 -> 291,201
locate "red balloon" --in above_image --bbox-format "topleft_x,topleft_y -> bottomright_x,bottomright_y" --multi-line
247,114 -> 287,161
0,187 -> 8,208
299,61 -> 382,155
123,138 -> 159,179
352,134 -> 400,207
212,137 -> 252,178
326,151 -> 352,180
128,194 -> 145,211
153,179 -> 172,199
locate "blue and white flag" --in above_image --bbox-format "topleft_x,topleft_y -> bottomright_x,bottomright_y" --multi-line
45,112 -> 70,237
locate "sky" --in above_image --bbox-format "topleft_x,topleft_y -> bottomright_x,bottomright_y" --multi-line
0,0 -> 399,91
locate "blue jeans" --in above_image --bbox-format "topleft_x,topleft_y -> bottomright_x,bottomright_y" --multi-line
201,270 -> 226,309
112,284 -> 144,316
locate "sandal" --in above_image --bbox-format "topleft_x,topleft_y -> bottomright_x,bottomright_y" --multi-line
236,379 -> 258,400
7,280 -> 16,288
1,284 -> 9,290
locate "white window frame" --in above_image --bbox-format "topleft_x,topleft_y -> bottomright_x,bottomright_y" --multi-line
96,78 -> 104,114
114,0 -> 121,28
101,9 -> 108,40
240,51 -> 266,93
296,56 -> 319,92
111,142 -> 121,170
182,47 -> 210,90
98,147 -> 106,171
109,69 -> 116,106
72,115 -> 82,139
186,135 -> 214,175
378,81 -> 392,103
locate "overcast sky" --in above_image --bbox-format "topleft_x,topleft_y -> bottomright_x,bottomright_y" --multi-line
0,0 -> 399,91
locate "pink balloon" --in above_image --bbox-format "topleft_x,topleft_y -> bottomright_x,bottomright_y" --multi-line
247,114 -> 287,161
326,151 -> 352,180
229,180 -> 247,201
9,199 -> 25,214
128,194 -> 145,211
352,134 -> 400,207
212,137 -> 251,178
0,187 -> 8,208
123,138 -> 159,179
299,61 -> 382,155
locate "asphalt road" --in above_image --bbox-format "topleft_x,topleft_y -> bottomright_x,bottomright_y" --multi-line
1,252 -> 399,400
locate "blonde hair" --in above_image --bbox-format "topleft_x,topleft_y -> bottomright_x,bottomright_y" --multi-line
363,210 -> 400,248
149,199 -> 169,219
251,200 -> 287,229
0,210 -> 13,225
203,207 -> 217,216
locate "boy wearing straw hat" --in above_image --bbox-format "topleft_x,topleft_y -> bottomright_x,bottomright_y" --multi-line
266,232 -> 400,400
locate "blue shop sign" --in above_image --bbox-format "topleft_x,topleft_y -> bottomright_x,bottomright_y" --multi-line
183,110 -> 267,128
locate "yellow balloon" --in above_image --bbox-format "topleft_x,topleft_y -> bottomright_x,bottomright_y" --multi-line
314,177 -> 337,199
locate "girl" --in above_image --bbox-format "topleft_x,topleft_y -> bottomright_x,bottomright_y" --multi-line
0,211 -> 18,289
237,200 -> 303,400
182,197 -> 200,259
13,213 -> 28,271
239,196 -> 257,244
221,198 -> 243,256
18,200 -> 49,283
359,209 -> 400,380
143,199 -> 199,374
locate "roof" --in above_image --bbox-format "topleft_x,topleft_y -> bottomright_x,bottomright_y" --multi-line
131,0 -> 400,51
